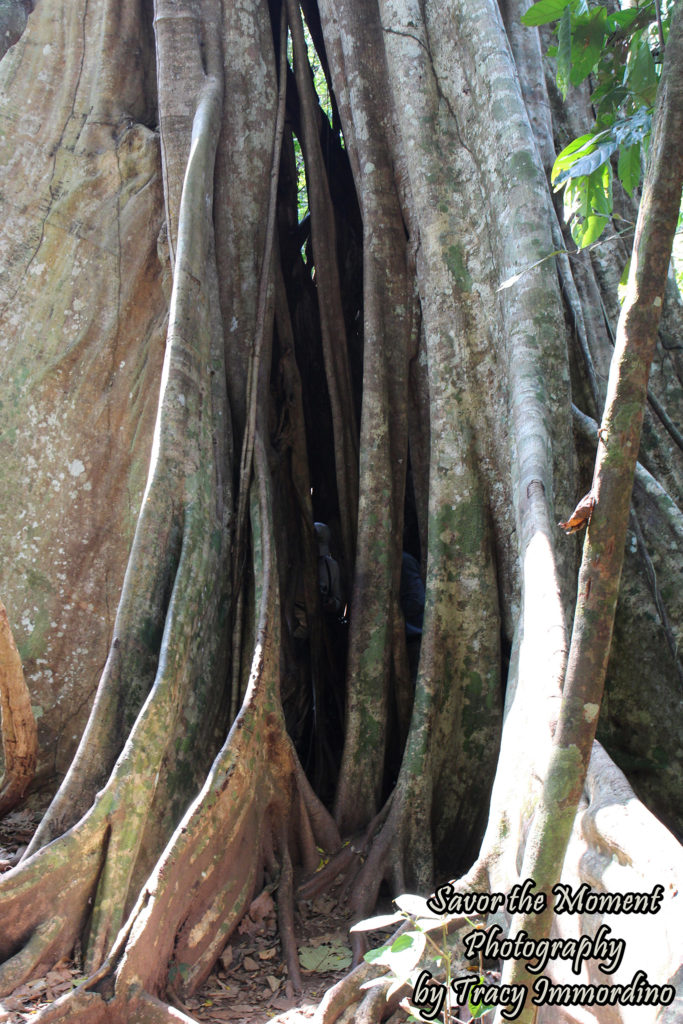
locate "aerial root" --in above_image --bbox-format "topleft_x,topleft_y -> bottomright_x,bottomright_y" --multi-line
278,837 -> 303,992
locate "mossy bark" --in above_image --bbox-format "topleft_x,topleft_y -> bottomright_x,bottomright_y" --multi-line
0,0 -> 681,1021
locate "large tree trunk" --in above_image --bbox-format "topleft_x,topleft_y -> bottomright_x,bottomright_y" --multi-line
0,0 -> 681,1022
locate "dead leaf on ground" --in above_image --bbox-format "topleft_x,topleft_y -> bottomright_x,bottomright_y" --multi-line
270,994 -> 300,1011
298,943 -> 352,972
238,889 -> 276,936
218,945 -> 233,971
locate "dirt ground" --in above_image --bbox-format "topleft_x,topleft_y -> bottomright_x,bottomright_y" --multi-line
0,807 -> 412,1024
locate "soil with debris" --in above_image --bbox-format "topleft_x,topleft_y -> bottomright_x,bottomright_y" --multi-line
0,811 -> 411,1024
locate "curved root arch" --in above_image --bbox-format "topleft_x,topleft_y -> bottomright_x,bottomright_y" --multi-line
0,0 -> 681,1021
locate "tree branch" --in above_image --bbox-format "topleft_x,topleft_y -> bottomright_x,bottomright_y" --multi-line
497,6 -> 683,1021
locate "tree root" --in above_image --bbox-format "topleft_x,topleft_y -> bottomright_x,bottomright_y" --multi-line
278,842 -> 304,992
25,986 -> 200,1024
0,815 -> 107,995
0,917 -> 72,996
315,960 -> 383,1024
0,600 -> 37,816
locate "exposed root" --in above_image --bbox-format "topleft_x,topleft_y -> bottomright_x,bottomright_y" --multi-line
28,986 -> 107,1024
0,817 -> 107,995
297,843 -> 357,901
354,979 -> 395,1024
0,601 -> 37,816
28,986 -> 198,1024
136,991 -> 200,1024
315,960 -> 383,1024
0,917 -> 70,996
278,835 -> 303,992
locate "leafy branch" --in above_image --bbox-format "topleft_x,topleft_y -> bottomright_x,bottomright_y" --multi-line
522,0 -> 677,248
352,896 -> 494,1022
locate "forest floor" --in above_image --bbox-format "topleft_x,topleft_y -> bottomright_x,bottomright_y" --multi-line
0,807 -> 410,1024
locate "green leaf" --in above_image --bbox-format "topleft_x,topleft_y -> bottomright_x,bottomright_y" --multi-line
572,212 -> 608,247
612,107 -> 650,147
366,931 -> 426,979
469,997 -> 496,1019
556,5 -> 572,100
617,142 -> 641,197
563,166 -> 611,248
627,38 -> 658,106
552,133 -> 598,184
468,979 -> 496,1020
521,0 -> 572,27
298,943 -> 353,972
570,8 -> 608,85
607,8 -> 644,33
589,161 -> 612,217
364,945 -> 390,964
555,138 -> 617,183
391,934 -> 417,953
594,85 -> 629,120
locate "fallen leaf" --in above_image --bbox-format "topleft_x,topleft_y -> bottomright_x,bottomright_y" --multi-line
238,889 -> 275,935
270,994 -> 299,1011
298,943 -> 352,972
46,968 -> 72,985
242,956 -> 259,971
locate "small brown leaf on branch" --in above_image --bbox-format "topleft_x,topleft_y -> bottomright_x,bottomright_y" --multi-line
558,491 -> 596,534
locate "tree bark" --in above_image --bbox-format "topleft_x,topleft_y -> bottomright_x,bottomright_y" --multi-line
0,0 -> 681,1022
0,601 -> 37,815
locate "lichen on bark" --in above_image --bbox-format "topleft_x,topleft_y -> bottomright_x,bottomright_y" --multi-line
0,0 -> 681,1022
